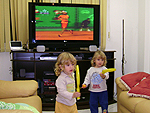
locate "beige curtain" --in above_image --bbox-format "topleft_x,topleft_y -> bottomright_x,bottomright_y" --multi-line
0,0 -> 32,52
0,0 -> 11,52
100,0 -> 107,51
0,0 -> 106,52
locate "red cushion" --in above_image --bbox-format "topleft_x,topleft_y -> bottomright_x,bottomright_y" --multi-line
127,76 -> 150,99
120,72 -> 150,90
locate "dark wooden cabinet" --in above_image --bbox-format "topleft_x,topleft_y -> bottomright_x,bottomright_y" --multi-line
10,51 -> 116,111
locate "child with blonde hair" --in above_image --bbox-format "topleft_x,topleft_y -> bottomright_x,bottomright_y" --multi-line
54,52 -> 81,113
82,51 -> 109,113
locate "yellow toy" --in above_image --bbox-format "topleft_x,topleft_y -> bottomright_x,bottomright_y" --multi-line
102,68 -> 116,74
76,65 -> 80,100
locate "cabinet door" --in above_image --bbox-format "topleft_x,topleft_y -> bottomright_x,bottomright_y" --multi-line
36,61 -> 55,80
13,61 -> 35,80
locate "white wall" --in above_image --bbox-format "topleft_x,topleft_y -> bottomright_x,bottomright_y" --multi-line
107,0 -> 139,77
0,52 -> 12,81
106,0 -> 150,96
106,0 -> 139,96
138,0 -> 145,72
144,0 -> 150,73
107,0 -> 150,76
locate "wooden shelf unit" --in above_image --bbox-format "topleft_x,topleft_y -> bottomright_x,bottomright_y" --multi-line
10,50 -> 116,110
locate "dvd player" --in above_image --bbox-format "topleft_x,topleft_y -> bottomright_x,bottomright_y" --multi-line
40,54 -> 57,61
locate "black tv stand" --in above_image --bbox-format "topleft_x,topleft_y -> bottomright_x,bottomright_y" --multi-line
10,50 -> 116,111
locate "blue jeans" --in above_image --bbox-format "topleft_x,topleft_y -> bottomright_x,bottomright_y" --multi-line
89,91 -> 108,113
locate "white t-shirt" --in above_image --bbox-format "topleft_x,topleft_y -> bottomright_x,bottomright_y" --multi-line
83,66 -> 109,92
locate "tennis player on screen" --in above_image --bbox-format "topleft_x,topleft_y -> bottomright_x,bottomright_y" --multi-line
55,11 -> 73,37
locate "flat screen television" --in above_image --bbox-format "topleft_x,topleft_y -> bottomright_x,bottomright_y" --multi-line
29,2 -> 100,51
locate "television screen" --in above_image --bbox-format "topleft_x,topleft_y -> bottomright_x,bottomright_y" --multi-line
29,3 -> 100,51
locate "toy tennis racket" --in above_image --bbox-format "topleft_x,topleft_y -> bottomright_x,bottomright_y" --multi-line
76,65 -> 80,100
102,68 -> 116,74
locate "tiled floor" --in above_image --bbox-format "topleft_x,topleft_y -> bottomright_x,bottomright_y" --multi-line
42,103 -> 117,113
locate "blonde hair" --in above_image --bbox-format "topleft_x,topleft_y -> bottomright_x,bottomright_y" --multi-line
54,52 -> 77,76
91,51 -> 107,67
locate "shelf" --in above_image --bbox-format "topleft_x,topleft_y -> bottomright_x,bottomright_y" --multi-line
11,51 -> 116,111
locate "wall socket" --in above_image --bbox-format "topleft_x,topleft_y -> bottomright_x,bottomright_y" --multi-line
108,32 -> 110,38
